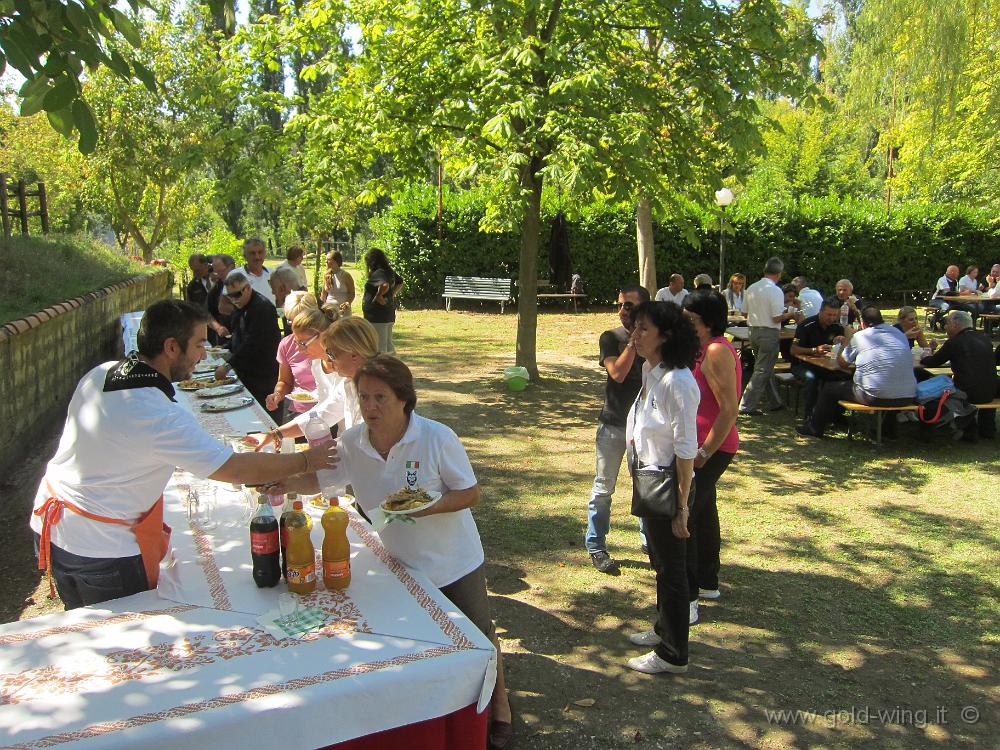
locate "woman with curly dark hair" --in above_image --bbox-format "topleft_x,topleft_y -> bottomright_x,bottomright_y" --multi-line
624,300 -> 701,674
362,249 -> 404,354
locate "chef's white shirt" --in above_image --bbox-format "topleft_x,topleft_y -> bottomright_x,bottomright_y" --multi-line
327,412 -> 483,588
30,362 -> 233,558
626,363 -> 700,468
745,277 -> 784,328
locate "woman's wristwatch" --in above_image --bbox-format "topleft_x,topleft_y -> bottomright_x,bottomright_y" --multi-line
696,446 -> 709,460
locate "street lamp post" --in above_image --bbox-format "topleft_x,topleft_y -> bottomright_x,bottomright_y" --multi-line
714,188 -> 734,288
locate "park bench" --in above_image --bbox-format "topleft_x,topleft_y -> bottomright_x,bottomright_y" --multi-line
442,276 -> 514,313
839,397 -> 1000,445
536,291 -> 588,312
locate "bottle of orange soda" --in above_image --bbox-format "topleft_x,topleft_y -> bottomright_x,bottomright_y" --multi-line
284,500 -> 316,594
322,506 -> 351,590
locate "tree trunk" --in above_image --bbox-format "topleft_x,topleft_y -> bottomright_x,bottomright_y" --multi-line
636,197 -> 657,297
515,158 -> 543,379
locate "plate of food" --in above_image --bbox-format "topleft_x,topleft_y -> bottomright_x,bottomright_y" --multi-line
200,395 -> 254,413
307,494 -> 354,510
196,383 -> 244,399
177,376 -> 235,391
379,487 -> 441,515
286,390 -> 318,405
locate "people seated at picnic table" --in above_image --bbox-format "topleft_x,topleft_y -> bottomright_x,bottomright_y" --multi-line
624,301 -> 700,675
738,257 -> 799,416
206,253 -> 236,343
682,290 -> 740,612
792,276 -> 824,319
797,305 -> 917,438
276,245 -> 309,289
789,297 -> 850,420
692,273 -> 713,291
723,273 -> 746,316
185,253 -> 213,308
655,274 -> 689,305
241,237 -> 274,303
930,264 -> 979,327
29,300 -> 337,610
985,264 -> 1000,298
276,355 -> 514,748
321,249 -> 356,314
215,270 -> 282,419
919,310 -> 999,440
959,265 -> 982,294
834,279 -> 862,326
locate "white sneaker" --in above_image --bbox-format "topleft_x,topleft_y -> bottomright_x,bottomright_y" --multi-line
689,601 -> 699,624
699,588 -> 721,600
628,628 -> 659,646
626,651 -> 688,674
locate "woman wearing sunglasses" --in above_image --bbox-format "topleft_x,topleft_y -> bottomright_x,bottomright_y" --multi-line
254,317 -> 379,450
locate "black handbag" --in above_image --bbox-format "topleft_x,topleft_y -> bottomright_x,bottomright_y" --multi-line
629,445 -> 693,519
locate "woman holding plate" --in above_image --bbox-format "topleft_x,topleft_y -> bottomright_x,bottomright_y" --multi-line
265,292 -> 319,420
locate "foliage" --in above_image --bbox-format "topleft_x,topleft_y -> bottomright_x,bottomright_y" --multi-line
0,0 -> 157,154
0,233 -> 148,322
372,184 -> 1000,304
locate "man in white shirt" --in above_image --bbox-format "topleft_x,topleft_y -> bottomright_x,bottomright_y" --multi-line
792,276 -> 824,319
277,245 -> 310,289
242,237 -> 275,303
30,300 -> 336,610
655,274 -> 689,305
739,257 -> 798,415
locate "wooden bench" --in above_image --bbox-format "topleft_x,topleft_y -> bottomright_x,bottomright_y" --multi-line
442,276 -> 514,313
536,292 -> 588,312
840,397 -> 1000,444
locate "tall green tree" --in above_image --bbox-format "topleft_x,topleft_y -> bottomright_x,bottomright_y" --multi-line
275,0 -> 821,376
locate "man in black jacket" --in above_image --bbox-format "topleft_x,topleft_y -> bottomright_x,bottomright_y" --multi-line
920,310 -> 998,438
185,254 -> 213,308
215,270 -> 281,419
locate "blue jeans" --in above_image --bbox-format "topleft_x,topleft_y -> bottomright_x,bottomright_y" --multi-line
585,423 -> 646,553
33,533 -> 149,610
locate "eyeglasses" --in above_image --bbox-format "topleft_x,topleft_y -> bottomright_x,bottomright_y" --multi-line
324,349 -> 337,361
619,301 -> 636,311
225,286 -> 247,299
295,333 -> 320,349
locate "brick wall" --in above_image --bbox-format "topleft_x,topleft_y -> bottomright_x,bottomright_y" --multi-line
0,270 -> 172,474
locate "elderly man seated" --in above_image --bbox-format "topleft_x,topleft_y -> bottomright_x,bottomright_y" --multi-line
919,310 -> 998,439
797,305 -> 916,438
929,264 -> 979,329
790,297 -> 849,420
834,279 -> 862,326
655,274 -> 689,305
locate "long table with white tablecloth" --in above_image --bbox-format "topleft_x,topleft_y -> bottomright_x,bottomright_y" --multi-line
1,368 -> 495,750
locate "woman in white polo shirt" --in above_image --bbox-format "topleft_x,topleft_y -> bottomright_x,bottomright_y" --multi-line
624,301 -> 701,675
326,355 -> 513,750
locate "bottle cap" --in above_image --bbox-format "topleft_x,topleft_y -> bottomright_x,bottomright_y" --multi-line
293,500 -> 303,510
257,495 -> 268,504
287,492 -> 298,499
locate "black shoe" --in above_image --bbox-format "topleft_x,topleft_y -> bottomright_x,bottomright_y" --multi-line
739,409 -> 765,417
590,551 -> 620,574
796,423 -> 821,438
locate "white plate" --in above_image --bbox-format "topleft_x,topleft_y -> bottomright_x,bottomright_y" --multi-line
379,489 -> 442,515
197,383 -> 245,399
200,395 -> 254,413
286,391 -> 318,406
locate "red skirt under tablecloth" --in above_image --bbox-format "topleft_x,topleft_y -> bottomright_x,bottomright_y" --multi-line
323,703 -> 487,750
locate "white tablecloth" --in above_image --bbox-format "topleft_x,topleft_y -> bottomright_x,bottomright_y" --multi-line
1,381 -> 496,750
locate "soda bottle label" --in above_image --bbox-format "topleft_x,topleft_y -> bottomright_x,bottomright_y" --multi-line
251,531 -> 278,554
323,559 -> 350,579
287,562 -> 316,583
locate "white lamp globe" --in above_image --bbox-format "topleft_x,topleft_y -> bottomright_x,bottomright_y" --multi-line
715,188 -> 734,207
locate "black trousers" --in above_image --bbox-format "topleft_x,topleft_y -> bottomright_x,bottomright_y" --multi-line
34,532 -> 149,610
643,516 -> 689,666
687,450 -> 734,598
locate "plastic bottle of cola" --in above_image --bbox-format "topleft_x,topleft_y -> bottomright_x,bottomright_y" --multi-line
250,495 -> 280,588
302,412 -> 339,494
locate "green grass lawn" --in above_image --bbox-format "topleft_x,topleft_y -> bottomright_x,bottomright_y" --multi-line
389,307 -> 998,750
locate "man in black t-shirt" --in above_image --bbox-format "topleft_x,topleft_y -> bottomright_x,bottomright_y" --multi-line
790,297 -> 848,420
585,284 -> 649,574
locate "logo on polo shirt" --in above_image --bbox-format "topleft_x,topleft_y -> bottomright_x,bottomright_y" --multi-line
405,460 -> 419,487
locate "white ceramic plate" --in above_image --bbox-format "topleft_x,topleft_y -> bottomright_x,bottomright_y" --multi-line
379,489 -> 442,515
200,395 -> 254,413
286,391 -> 318,406
197,383 -> 245,399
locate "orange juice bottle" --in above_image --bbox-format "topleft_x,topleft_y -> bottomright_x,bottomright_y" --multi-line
284,500 -> 316,594
322,506 -> 351,590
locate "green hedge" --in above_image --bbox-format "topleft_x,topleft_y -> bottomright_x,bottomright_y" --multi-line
369,185 -> 1000,305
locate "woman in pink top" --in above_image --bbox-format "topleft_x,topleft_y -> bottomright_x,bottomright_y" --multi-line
682,290 -> 741,610
265,293 -> 322,418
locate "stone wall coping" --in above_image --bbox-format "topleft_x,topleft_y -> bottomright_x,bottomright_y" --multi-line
0,269 -> 168,340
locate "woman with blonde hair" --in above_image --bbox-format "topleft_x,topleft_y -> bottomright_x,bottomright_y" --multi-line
266,292 -> 320,418
723,273 -> 747,315
255,316 -> 379,449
